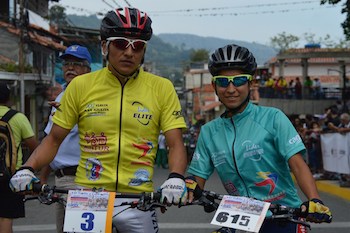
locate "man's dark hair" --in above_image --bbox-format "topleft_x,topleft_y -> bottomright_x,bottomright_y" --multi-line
0,83 -> 10,104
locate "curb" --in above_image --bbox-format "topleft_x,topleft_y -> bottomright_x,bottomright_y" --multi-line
316,180 -> 350,201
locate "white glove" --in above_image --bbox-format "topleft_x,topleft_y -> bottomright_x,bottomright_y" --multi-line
9,167 -> 40,192
160,173 -> 187,205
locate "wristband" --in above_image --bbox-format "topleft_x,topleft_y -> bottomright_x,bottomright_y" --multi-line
310,198 -> 324,204
168,172 -> 185,181
17,166 -> 35,173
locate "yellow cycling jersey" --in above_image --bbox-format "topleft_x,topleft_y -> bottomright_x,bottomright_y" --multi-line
53,67 -> 186,192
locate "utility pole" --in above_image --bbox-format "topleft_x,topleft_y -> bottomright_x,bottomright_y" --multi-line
340,61 -> 347,111
18,0 -> 25,113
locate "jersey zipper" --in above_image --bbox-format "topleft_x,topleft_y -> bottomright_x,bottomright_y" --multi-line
116,81 -> 126,191
230,117 -> 250,197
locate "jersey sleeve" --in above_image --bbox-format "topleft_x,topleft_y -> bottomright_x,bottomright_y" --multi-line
273,110 -> 306,160
52,80 -> 80,130
159,79 -> 187,132
187,127 -> 214,179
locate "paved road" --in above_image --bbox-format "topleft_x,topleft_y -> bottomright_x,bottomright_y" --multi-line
13,167 -> 350,233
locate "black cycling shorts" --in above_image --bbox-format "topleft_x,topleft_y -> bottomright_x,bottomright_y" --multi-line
0,179 -> 25,218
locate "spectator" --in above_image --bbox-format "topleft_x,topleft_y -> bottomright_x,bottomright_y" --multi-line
305,121 -> 323,178
294,77 -> 302,99
0,83 -> 39,233
287,79 -> 295,99
313,78 -> 322,99
250,78 -> 260,103
304,76 -> 313,99
39,45 -> 92,233
324,112 -> 350,186
156,131 -> 168,169
274,76 -> 287,98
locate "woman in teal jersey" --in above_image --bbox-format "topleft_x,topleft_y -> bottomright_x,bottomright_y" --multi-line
186,44 -> 332,233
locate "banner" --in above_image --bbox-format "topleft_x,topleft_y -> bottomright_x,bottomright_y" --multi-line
320,133 -> 350,175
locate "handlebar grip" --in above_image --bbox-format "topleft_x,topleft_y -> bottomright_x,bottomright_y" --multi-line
152,191 -> 162,202
32,183 -> 45,193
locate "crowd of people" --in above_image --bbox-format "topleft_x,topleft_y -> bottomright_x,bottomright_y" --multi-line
0,6 -> 335,233
257,74 -> 324,100
290,102 -> 350,187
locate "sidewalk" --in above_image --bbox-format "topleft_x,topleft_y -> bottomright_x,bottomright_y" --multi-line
316,179 -> 350,201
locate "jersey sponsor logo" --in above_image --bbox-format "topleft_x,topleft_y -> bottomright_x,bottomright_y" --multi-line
255,171 -> 286,202
288,134 -> 302,144
172,110 -> 183,119
129,169 -> 151,186
211,150 -> 226,167
223,181 -> 240,196
242,140 -> 264,161
132,139 -> 154,158
131,139 -> 154,167
132,101 -> 153,125
84,103 -> 109,117
191,151 -> 200,161
83,132 -> 109,153
85,157 -> 103,180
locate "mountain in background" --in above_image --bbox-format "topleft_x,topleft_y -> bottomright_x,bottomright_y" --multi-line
157,33 -> 277,65
66,15 -> 277,78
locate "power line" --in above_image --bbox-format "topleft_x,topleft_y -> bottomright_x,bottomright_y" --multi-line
102,0 -> 119,9
109,0 -> 122,8
51,1 -> 336,18
122,0 -> 132,7
147,0 -> 322,14
153,6 -> 336,17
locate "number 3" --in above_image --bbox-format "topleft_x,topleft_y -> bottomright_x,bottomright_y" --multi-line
81,212 -> 95,231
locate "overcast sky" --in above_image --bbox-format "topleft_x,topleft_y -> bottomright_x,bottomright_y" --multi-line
51,0 -> 345,46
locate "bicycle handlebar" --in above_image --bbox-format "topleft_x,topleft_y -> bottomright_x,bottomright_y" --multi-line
30,183 -> 163,211
30,184 -> 310,228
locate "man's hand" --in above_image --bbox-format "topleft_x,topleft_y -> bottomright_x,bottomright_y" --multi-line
160,173 -> 187,206
9,167 -> 40,192
301,198 -> 332,223
185,176 -> 203,203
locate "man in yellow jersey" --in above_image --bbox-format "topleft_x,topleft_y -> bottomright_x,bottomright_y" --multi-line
10,7 -> 188,233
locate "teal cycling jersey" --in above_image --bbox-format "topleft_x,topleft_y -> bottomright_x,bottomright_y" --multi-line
188,102 -> 306,208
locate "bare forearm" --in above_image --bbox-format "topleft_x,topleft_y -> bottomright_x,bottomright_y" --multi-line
290,154 -> 320,200
24,136 -> 60,171
39,165 -> 52,184
168,145 -> 187,176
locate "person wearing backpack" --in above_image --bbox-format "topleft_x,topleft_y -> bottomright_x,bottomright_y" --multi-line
0,83 -> 39,233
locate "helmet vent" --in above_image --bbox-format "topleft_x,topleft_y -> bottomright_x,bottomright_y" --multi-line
234,47 -> 242,60
218,48 -> 225,60
227,45 -> 232,60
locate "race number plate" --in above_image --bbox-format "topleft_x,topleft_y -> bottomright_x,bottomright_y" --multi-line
63,190 -> 115,233
211,195 -> 270,233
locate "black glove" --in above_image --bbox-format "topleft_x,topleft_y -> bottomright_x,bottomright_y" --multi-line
185,176 -> 202,200
301,198 -> 332,223
185,176 -> 218,213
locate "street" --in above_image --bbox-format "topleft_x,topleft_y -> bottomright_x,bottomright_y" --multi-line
13,167 -> 350,233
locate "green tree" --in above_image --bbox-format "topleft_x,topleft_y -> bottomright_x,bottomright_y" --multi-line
321,0 -> 350,40
190,49 -> 209,62
303,33 -> 336,47
48,5 -> 68,27
270,32 -> 299,52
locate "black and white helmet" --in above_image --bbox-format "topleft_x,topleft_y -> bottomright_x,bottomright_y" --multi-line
208,44 -> 257,76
